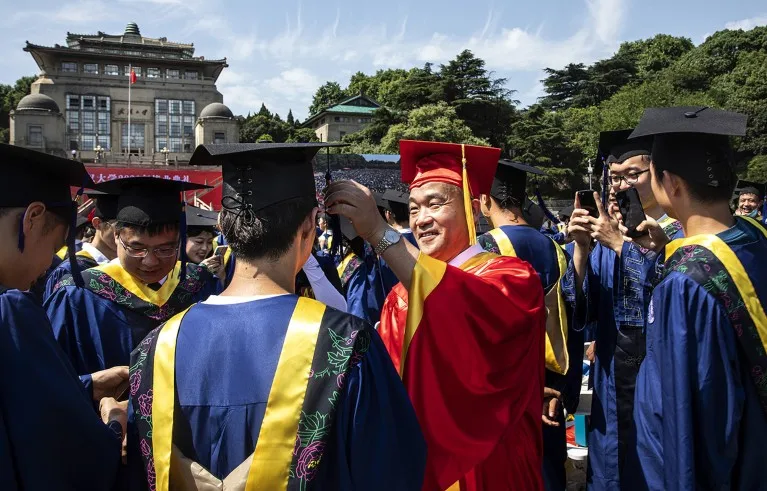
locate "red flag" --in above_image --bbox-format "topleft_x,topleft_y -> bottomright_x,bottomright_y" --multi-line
130,68 -> 137,84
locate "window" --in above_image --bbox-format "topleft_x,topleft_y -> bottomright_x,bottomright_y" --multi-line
122,124 -> 145,150
66,92 -> 111,150
105,65 -> 119,76
184,71 -> 198,80
82,112 -> 95,134
214,132 -> 226,144
155,98 -> 196,151
166,69 -> 180,79
84,64 -> 98,74
339,131 -> 346,140
81,135 -> 95,151
147,68 -> 161,79
124,66 -> 142,78
334,116 -> 340,122
98,112 -> 109,134
61,62 -> 78,73
28,126 -> 43,146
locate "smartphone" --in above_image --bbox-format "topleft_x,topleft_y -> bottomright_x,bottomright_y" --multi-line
214,245 -> 229,257
616,188 -> 647,238
576,190 -> 599,218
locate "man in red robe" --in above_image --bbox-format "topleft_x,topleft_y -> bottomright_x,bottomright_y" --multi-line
325,140 -> 546,491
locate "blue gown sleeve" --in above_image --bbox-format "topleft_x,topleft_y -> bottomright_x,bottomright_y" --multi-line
0,406 -> 19,491
0,290 -> 121,490
42,264 -> 70,303
615,242 -> 655,327
633,274 -> 745,490
44,286 -> 108,375
321,330 -> 426,490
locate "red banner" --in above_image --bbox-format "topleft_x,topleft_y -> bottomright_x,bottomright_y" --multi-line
85,166 -> 223,209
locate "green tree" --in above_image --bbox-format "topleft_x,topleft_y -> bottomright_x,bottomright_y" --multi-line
286,109 -> 295,126
257,103 -> 272,117
309,81 -> 345,116
379,102 -> 486,153
616,34 -> 694,79
286,128 -> 320,143
257,133 -> 274,142
239,114 -> 290,143
0,75 -> 36,143
538,63 -> 590,110
746,155 -> 767,183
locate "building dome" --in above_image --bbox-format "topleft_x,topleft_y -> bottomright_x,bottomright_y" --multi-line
124,22 -> 141,36
16,93 -> 60,113
199,102 -> 234,119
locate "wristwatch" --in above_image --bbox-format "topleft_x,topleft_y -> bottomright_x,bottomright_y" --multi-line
373,227 -> 402,255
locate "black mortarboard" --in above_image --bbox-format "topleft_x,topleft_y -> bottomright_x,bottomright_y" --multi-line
0,143 -> 94,209
735,180 -> 766,199
96,177 -> 210,227
558,205 -> 574,219
185,206 -> 219,228
382,189 -> 410,206
85,190 -> 119,221
490,160 -> 544,206
189,143 -> 345,211
629,106 -> 748,188
76,213 -> 90,229
373,192 -> 390,212
0,143 -> 95,287
597,129 -> 653,165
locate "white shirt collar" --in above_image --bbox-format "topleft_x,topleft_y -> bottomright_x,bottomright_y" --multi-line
448,244 -> 485,268
202,294 -> 289,305
81,242 -> 110,265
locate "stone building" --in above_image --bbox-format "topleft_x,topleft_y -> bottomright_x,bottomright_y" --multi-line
10,22 -> 238,162
302,94 -> 380,142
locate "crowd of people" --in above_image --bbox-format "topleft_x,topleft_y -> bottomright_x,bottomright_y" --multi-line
1,104 -> 766,491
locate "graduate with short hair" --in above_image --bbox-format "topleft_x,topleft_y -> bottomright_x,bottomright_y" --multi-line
0,144 -> 126,490
127,142 -> 426,491
44,177 -> 220,375
628,106 -> 767,490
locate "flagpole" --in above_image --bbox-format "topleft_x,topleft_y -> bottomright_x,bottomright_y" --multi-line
128,64 -> 132,156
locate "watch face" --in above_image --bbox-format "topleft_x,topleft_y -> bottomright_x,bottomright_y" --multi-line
384,229 -> 401,243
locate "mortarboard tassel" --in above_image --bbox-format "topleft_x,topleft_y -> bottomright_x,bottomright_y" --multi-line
535,186 -> 560,224
68,182 -> 87,288
17,212 -> 25,252
178,199 -> 187,282
325,155 -> 343,258
762,192 -> 766,225
461,144 -> 477,246
601,156 -> 608,207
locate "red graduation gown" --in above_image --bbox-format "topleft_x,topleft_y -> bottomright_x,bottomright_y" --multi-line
379,248 -> 546,491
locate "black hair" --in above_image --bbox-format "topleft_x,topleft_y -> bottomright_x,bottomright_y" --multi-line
388,202 -> 410,225
0,206 -> 69,234
220,196 -> 317,262
114,221 -> 180,237
653,153 -> 735,204
186,226 -> 216,238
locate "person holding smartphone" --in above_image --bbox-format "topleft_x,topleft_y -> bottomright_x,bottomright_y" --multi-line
567,129 -> 685,490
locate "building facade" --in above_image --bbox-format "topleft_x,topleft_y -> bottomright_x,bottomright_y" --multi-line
303,94 -> 380,142
10,22 -> 238,162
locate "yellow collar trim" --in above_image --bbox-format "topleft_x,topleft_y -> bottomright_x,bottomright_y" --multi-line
93,262 -> 182,307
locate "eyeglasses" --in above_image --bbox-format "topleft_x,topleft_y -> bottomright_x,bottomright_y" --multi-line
609,170 -> 650,186
117,235 -> 179,259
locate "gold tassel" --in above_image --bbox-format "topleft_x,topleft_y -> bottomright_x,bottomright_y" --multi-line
461,144 -> 476,246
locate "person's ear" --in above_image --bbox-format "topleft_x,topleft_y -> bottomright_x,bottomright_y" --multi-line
91,216 -> 102,230
305,207 -> 320,239
23,202 -> 48,237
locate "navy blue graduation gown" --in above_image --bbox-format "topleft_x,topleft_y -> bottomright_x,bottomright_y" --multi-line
44,262 -> 218,375
0,288 -> 121,490
632,219 -> 767,490
574,223 -> 684,490
42,254 -> 99,303
479,225 -> 584,491
127,295 -> 426,490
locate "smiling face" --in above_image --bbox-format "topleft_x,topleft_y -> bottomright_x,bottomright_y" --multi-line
115,226 -> 179,284
408,181 -> 470,262
609,155 -> 655,209
738,192 -> 761,215
185,230 -> 215,264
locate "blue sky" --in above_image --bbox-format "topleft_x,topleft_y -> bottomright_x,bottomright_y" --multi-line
1,0 -> 765,121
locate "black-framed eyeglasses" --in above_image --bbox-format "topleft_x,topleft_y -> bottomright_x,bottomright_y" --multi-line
610,170 -> 650,186
117,235 -> 179,259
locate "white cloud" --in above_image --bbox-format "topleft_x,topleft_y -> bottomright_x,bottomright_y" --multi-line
265,68 -> 320,99
724,15 -> 767,31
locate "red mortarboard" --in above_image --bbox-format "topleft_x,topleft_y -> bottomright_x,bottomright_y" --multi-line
399,140 -> 501,245
399,140 -> 501,196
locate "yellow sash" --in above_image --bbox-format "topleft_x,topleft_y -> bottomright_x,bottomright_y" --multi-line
336,252 -> 356,278
152,297 -> 326,491
664,216 -> 767,353
56,246 -> 68,260
487,228 -> 570,374
94,262 -> 182,307
75,249 -> 95,262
